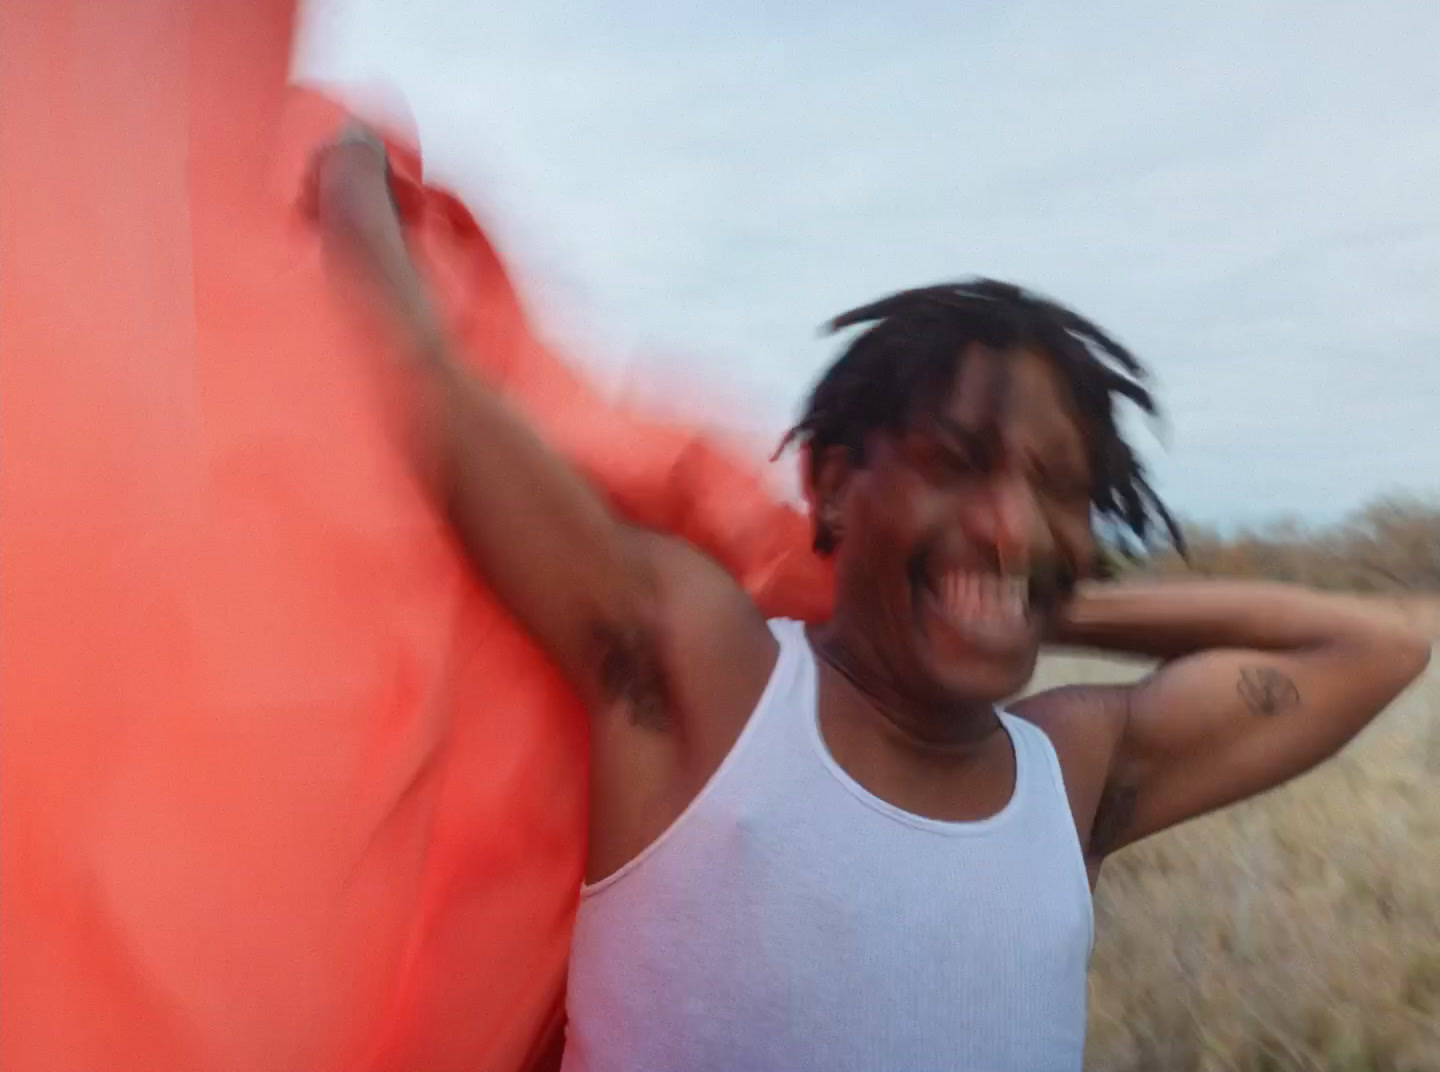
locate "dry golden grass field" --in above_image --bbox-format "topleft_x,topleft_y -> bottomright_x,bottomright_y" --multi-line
1030,600 -> 1440,1072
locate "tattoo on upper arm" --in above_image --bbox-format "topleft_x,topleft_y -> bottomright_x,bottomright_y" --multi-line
593,621 -> 669,729
1089,781 -> 1138,859
1236,666 -> 1300,716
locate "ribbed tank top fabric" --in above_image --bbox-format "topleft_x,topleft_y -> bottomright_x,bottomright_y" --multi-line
562,618 -> 1093,1071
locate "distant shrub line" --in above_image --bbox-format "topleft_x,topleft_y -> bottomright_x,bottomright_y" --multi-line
1111,495 -> 1440,592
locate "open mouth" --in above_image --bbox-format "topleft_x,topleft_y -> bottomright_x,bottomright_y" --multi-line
909,555 -> 1041,655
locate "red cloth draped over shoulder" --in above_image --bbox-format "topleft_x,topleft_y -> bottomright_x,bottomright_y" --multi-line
0,1 -> 830,1070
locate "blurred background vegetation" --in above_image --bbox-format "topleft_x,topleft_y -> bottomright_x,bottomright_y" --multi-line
1134,495 -> 1440,594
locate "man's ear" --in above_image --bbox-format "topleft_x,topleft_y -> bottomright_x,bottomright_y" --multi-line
810,444 -> 855,554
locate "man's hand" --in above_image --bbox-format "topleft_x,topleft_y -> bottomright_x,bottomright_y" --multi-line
312,126 -> 447,360
1049,581 -> 1431,860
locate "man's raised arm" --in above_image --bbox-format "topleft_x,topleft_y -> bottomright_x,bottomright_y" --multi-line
1051,581 -> 1431,859
313,131 -> 665,715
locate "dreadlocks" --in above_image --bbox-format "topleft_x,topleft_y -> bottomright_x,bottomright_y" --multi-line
776,279 -> 1183,559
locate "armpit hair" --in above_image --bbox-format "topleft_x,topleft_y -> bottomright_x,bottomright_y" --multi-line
592,618 -> 669,729
1088,683 -> 1140,858
1089,780 -> 1138,859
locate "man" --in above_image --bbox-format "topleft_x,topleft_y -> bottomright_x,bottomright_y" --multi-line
314,132 -> 1430,1071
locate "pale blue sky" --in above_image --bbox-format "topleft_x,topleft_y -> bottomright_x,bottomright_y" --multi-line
297,0 -> 1439,526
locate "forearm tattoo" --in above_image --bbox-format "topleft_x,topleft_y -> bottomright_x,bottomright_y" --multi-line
1236,666 -> 1300,716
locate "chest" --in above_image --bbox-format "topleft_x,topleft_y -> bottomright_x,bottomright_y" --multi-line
716,771 -> 1094,963
568,770 -> 1094,1072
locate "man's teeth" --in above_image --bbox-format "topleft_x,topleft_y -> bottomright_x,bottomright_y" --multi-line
938,571 -> 1028,623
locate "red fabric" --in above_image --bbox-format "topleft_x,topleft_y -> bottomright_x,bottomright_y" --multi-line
0,2 -> 830,1071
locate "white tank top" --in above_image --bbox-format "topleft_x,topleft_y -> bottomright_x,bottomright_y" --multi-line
562,619 -> 1094,1072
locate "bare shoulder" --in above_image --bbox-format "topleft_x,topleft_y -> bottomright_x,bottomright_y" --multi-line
644,531 -> 776,645
649,532 -> 780,720
1010,681 -> 1131,752
585,532 -> 780,881
606,530 -> 779,734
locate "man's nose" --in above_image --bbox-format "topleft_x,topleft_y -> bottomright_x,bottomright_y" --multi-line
972,470 -> 1051,574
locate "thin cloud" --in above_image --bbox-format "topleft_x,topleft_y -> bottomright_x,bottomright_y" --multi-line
297,0 -> 1440,524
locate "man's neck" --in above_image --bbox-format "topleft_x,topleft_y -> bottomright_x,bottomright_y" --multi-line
807,621 -> 1003,758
